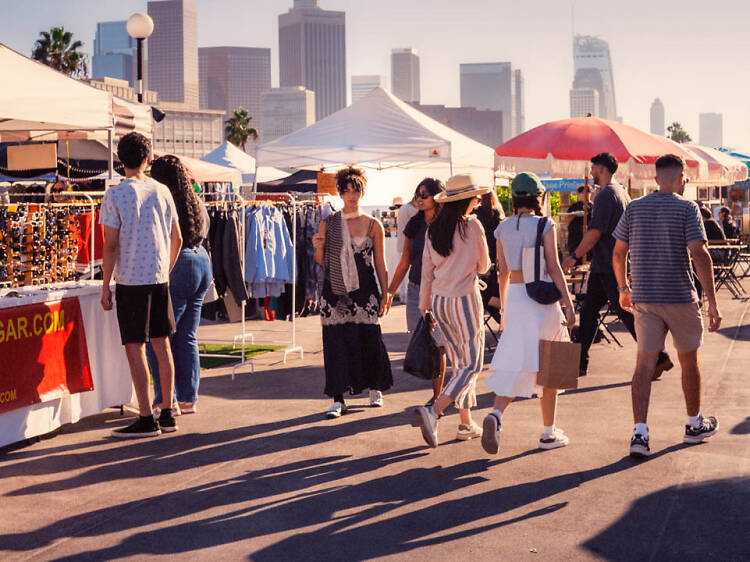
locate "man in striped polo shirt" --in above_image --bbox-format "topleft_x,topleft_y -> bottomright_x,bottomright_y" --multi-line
613,154 -> 721,458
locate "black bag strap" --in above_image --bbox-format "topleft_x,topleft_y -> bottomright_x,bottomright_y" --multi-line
534,217 -> 548,282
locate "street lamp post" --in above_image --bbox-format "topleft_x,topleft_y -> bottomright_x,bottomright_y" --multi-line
126,13 -> 154,103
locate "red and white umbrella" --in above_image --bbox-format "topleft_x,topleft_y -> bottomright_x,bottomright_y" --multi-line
495,116 -> 709,188
683,144 -> 748,186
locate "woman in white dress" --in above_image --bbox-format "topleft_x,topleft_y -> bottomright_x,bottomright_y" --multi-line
481,172 -> 576,454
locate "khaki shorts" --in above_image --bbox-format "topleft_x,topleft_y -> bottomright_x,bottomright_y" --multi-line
633,302 -> 703,353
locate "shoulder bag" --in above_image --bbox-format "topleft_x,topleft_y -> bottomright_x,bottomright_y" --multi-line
522,217 -> 562,305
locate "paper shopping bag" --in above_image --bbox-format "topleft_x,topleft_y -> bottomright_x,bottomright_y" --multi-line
537,340 -> 580,389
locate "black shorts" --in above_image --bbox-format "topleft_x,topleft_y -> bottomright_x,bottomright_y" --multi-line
115,283 -> 175,345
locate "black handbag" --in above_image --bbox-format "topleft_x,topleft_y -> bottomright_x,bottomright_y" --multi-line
403,314 -> 442,380
524,217 -> 562,305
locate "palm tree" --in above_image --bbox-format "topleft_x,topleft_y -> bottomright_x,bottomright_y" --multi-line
224,108 -> 259,150
667,121 -> 692,144
32,27 -> 88,78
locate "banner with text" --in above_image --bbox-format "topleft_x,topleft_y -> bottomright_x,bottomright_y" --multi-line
0,297 -> 93,414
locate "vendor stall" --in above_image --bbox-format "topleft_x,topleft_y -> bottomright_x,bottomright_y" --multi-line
0,281 -> 132,448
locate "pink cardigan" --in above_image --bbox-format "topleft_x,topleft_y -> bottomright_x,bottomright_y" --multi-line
420,215 -> 491,310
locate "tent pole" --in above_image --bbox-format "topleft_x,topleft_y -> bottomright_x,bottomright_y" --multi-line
108,129 -> 114,181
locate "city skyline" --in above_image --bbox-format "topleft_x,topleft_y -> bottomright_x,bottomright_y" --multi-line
2,0 -> 749,148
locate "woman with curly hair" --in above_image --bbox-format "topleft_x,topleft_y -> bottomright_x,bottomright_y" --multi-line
148,155 -> 212,415
313,166 -> 393,419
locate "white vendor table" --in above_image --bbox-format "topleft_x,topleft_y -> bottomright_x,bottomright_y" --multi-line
0,281 -> 132,448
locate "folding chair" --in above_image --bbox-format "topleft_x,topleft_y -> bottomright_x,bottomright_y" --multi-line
484,306 -> 501,346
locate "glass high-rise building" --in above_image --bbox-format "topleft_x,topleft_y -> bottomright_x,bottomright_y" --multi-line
460,62 -> 520,143
650,98 -> 665,136
699,113 -> 723,148
391,48 -> 420,103
92,21 -> 135,86
278,1 -> 346,121
147,0 -> 199,108
199,47 -> 271,144
351,75 -> 386,104
571,35 -> 617,120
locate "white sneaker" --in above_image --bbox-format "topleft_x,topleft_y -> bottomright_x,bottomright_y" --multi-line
456,421 -> 482,441
539,428 -> 569,450
415,406 -> 439,448
325,401 -> 347,419
369,390 -> 384,407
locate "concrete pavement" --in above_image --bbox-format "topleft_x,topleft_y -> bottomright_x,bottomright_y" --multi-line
0,291 -> 748,561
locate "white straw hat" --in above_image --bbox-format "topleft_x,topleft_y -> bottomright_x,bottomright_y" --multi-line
434,173 -> 492,202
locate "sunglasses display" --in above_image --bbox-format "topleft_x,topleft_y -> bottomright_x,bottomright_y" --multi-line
0,205 -> 82,288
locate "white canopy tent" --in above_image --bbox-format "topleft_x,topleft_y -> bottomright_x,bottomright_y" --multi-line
255,87 -> 496,189
202,141 -> 288,186
0,43 -> 113,132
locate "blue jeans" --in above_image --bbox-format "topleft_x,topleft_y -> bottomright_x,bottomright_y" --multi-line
148,246 -> 212,404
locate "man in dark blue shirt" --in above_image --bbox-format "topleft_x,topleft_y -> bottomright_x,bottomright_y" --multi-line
562,152 -> 672,378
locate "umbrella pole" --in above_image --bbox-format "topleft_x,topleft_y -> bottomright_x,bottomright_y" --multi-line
583,166 -> 589,265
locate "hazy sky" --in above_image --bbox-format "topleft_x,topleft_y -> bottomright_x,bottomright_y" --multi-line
3,0 -> 749,148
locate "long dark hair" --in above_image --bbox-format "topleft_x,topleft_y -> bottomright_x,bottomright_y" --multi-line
150,155 -> 204,248
512,194 -> 543,216
428,198 -> 473,257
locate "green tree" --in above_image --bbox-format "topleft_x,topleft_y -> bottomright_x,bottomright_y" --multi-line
31,27 -> 88,78
224,108 -> 259,150
667,121 -> 692,143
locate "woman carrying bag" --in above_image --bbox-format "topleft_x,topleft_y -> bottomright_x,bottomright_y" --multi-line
313,166 -> 393,419
413,174 -> 491,448
386,178 -> 447,407
481,172 -> 576,455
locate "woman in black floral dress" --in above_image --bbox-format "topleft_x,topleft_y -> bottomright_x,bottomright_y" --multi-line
313,167 -> 393,419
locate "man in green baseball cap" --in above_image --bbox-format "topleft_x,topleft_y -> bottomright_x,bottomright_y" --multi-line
511,172 -> 546,197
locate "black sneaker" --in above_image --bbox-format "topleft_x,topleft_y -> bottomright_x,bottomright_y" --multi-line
111,416 -> 161,439
684,415 -> 719,444
158,408 -> 179,433
629,433 -> 651,458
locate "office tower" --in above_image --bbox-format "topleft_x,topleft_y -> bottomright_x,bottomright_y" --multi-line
86,76 -> 158,104
351,75 -> 386,103
199,46 -> 271,142
279,1 -> 345,120
571,35 -> 617,120
261,87 -> 316,142
460,62 -> 518,143
514,69 -> 525,134
152,102 -> 225,158
391,48 -> 420,103
92,21 -> 135,86
650,98 -> 665,136
570,88 -> 599,118
147,0 -> 199,108
410,103 -> 503,148
699,113 -> 723,147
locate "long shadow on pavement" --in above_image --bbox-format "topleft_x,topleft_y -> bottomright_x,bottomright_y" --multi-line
583,476 -> 750,560
7,445 -> 689,559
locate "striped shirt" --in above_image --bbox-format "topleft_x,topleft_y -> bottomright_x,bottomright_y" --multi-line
613,192 -> 706,304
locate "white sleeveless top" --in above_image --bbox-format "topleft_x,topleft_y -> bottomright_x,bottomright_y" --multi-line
494,215 -> 553,270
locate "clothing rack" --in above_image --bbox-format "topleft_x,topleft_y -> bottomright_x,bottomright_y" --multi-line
251,191 -> 304,364
197,190 -> 255,378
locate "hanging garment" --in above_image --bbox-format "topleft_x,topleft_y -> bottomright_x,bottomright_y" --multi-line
222,209 -> 249,306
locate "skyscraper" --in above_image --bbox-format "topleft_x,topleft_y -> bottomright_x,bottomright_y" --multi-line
147,0 -> 199,108
261,87 -> 316,143
514,69 -> 525,134
570,88 -> 599,118
460,62 -> 519,143
278,1 -> 346,121
650,98 -> 665,136
391,48 -> 420,103
199,47 -> 271,143
571,35 -> 617,120
699,113 -> 723,147
92,21 -> 135,86
351,75 -> 386,103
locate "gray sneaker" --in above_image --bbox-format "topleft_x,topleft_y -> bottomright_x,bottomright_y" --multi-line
683,415 -> 719,444
415,406 -> 439,448
481,412 -> 502,455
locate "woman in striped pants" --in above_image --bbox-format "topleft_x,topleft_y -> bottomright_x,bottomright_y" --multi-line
414,174 -> 491,448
